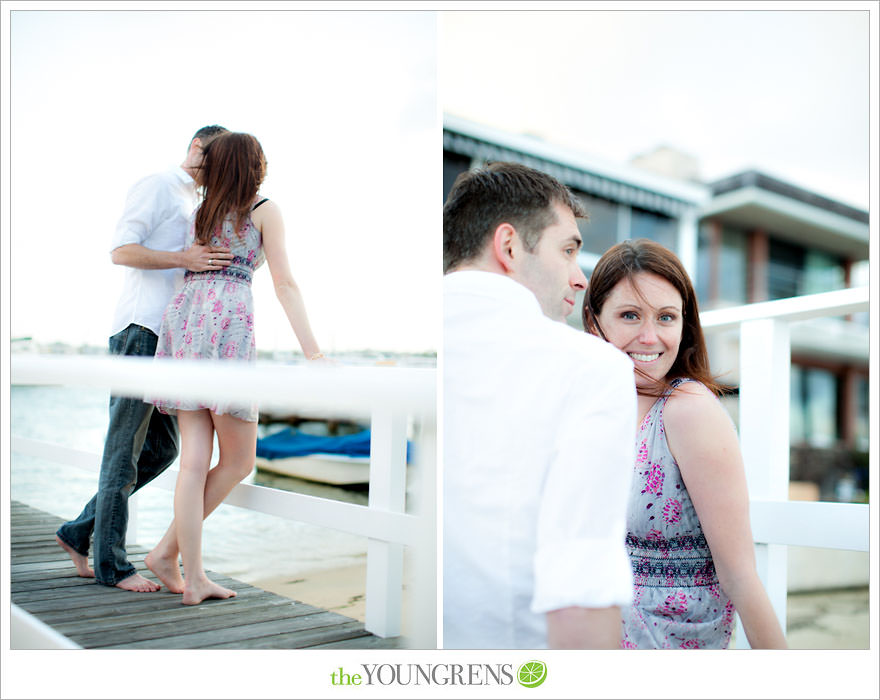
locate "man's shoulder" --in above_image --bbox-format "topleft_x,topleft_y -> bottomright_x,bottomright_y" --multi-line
541,321 -> 634,388
128,168 -> 184,195
541,316 -> 629,364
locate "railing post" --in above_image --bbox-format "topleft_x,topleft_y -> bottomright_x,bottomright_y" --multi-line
365,408 -> 407,637
737,318 -> 790,647
408,418 -> 437,648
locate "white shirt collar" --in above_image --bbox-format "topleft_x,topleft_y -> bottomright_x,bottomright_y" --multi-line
173,166 -> 194,185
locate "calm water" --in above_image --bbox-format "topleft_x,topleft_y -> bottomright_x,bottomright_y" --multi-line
10,385 -> 370,583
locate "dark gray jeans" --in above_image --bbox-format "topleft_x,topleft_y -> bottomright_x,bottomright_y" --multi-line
56,324 -> 179,585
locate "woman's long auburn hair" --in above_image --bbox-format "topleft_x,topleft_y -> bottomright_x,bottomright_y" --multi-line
582,238 -> 723,398
194,132 -> 267,244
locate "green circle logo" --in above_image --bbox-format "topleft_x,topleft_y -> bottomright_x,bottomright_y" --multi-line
517,660 -> 547,688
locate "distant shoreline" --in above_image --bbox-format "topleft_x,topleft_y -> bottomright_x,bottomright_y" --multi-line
10,339 -> 437,367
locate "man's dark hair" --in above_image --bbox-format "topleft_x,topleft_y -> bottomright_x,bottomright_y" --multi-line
443,161 -> 587,273
190,125 -> 228,148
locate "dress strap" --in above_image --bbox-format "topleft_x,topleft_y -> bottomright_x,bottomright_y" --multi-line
652,377 -> 695,434
662,377 -> 694,399
668,377 -> 694,391
656,377 -> 696,411
252,198 -> 269,211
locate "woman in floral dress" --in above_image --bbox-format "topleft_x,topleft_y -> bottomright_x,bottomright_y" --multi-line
145,132 -> 325,605
582,239 -> 786,648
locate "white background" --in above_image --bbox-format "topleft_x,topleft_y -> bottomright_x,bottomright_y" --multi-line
8,8 -> 438,354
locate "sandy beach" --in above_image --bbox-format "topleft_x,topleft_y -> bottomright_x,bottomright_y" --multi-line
254,565 -> 868,648
786,587 -> 869,650
253,564 -> 368,623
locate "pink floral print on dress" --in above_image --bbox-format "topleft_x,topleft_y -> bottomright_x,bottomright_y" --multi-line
148,208 -> 265,422
645,463 -> 665,496
621,378 -> 735,649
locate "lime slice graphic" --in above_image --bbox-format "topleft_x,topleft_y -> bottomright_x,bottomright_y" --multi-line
517,660 -> 547,688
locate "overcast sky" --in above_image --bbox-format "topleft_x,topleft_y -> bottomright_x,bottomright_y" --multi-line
8,10 -> 438,353
5,8 -> 873,353
440,9 -> 870,210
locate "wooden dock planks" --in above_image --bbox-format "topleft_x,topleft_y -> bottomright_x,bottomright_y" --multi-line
10,501 -> 401,649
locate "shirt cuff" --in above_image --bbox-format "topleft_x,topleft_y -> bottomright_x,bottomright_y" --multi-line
531,537 -> 634,614
111,229 -> 147,250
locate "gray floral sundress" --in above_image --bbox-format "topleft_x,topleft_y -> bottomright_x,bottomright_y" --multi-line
620,378 -> 735,649
149,207 -> 265,422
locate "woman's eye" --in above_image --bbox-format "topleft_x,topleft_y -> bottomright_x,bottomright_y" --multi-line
660,314 -> 677,323
621,311 -> 638,320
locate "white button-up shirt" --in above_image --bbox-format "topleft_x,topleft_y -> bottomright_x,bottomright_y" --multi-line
109,167 -> 197,336
443,271 -> 636,649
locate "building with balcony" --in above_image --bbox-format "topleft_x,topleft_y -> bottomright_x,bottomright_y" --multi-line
443,114 -> 869,504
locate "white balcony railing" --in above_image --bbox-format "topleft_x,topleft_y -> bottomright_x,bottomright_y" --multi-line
10,356 -> 436,649
700,286 -> 870,648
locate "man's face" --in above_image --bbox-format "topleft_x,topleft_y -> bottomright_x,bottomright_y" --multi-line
512,202 -> 588,321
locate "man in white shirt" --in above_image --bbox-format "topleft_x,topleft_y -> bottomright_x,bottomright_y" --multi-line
443,162 -> 637,648
55,125 -> 232,592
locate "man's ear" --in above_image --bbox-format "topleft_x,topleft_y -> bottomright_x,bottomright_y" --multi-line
491,222 -> 518,273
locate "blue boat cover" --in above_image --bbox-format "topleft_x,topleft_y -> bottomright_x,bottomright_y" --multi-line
256,428 -> 411,463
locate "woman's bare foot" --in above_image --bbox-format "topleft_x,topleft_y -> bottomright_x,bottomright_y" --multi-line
54,535 -> 94,578
182,577 -> 237,606
115,572 -> 161,592
145,550 -> 185,593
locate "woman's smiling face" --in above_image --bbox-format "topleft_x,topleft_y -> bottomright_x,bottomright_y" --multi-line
596,271 -> 684,389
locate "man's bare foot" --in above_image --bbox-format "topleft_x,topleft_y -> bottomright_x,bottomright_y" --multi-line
144,551 -> 185,594
115,572 -> 161,592
182,577 -> 237,606
54,535 -> 94,578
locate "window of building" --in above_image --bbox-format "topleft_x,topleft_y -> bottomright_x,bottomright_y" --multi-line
768,238 -> 805,300
443,151 -> 472,202
574,191 -> 618,257
695,223 -> 748,307
850,260 -> 870,327
719,226 -> 748,305
790,365 -> 839,448
855,374 -> 869,452
790,366 -> 805,443
803,250 -> 846,295
768,237 -> 846,300
696,223 -> 712,304
630,207 -> 677,252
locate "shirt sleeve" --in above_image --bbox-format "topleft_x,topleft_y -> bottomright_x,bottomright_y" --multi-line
110,174 -> 168,250
531,348 -> 637,613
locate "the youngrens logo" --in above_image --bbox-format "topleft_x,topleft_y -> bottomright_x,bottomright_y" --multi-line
329,661 -> 547,688
516,660 -> 547,688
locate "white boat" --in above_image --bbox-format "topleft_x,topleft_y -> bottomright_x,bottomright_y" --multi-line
255,452 -> 370,486
255,426 -> 376,486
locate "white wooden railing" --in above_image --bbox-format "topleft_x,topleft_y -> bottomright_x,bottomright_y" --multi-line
10,356 -> 436,649
700,285 -> 870,648
11,286 -> 870,650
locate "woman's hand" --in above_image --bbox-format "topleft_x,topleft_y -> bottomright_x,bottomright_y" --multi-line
308,352 -> 338,366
